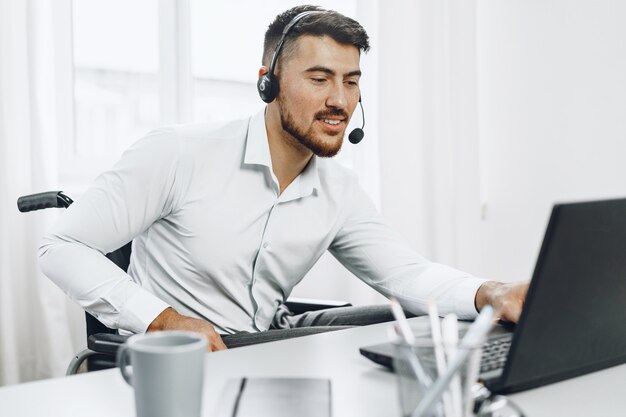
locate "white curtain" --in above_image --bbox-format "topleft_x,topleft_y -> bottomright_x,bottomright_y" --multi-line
377,0 -> 482,273
0,0 -> 84,386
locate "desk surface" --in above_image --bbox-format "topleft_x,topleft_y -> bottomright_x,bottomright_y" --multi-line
1,317 -> 625,416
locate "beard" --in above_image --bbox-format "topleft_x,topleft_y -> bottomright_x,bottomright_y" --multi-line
277,100 -> 346,158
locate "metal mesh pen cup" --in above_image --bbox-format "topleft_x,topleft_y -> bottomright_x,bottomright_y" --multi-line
392,338 -> 482,417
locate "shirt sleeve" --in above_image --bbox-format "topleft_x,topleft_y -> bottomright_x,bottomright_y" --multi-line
38,128 -> 182,333
329,181 -> 486,319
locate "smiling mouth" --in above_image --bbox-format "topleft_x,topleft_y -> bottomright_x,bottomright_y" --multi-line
317,118 -> 346,129
315,110 -> 348,133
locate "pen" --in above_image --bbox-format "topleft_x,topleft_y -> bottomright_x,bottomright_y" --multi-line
428,300 -> 454,417
389,298 -> 432,387
390,298 -> 415,344
442,314 -> 463,417
463,346 -> 483,417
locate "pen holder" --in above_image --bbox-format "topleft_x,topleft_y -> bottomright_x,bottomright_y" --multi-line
392,338 -> 482,417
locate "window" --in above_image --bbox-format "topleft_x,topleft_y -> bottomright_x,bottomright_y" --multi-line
62,0 -> 159,189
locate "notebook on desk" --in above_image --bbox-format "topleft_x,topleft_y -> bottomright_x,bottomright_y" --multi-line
361,198 -> 626,393
214,377 -> 331,417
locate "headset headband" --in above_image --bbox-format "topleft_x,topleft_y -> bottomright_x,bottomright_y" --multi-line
267,10 -> 326,77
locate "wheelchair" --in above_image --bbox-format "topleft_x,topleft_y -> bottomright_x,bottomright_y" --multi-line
18,191 -> 351,375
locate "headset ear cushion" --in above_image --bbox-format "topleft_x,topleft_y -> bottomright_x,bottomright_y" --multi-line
257,73 -> 279,103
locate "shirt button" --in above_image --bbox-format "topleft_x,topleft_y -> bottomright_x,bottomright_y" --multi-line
262,242 -> 270,249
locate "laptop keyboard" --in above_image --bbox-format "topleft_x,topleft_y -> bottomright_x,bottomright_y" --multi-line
480,337 -> 512,372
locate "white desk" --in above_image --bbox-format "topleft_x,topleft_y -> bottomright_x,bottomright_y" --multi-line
1,318 -> 625,416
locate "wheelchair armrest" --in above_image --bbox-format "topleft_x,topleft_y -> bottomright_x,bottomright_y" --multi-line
86,299 -> 352,355
285,297 -> 352,316
87,333 -> 129,355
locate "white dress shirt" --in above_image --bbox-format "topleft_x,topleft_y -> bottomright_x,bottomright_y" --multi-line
39,110 -> 486,335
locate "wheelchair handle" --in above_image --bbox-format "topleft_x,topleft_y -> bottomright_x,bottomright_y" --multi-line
17,191 -> 73,212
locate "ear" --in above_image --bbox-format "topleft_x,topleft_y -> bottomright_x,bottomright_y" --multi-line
258,66 -> 269,78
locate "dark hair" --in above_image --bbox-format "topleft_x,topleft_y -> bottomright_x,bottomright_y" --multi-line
262,5 -> 370,68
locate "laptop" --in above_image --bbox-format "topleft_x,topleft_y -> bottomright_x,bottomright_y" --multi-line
360,198 -> 626,393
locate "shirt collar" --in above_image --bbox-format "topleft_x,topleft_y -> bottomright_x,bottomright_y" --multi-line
244,109 -> 273,168
244,109 -> 321,199
298,154 -> 320,198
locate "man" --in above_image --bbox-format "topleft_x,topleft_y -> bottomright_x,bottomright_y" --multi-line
39,5 -> 527,352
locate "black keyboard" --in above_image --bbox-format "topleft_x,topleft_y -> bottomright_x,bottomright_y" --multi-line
480,337 -> 512,372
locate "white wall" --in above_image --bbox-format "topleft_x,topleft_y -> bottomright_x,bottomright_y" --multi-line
378,0 -> 483,270
378,0 -> 626,285
476,0 -> 626,281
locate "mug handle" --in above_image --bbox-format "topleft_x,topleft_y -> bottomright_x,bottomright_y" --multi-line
117,344 -> 133,386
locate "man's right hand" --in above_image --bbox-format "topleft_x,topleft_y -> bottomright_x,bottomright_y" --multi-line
147,307 -> 228,352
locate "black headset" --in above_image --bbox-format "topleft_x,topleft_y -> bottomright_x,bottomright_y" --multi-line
257,10 -> 366,144
257,11 -> 323,103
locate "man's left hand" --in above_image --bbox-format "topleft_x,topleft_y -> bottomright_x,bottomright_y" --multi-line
474,281 -> 529,323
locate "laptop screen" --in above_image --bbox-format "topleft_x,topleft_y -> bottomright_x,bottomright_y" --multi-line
500,198 -> 626,392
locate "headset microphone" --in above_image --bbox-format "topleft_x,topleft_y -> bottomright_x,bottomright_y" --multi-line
348,98 -> 365,144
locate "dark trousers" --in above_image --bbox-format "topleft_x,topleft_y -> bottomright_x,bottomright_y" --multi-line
221,304 -> 412,348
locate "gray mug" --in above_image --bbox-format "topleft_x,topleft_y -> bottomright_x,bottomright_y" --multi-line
117,331 -> 207,417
